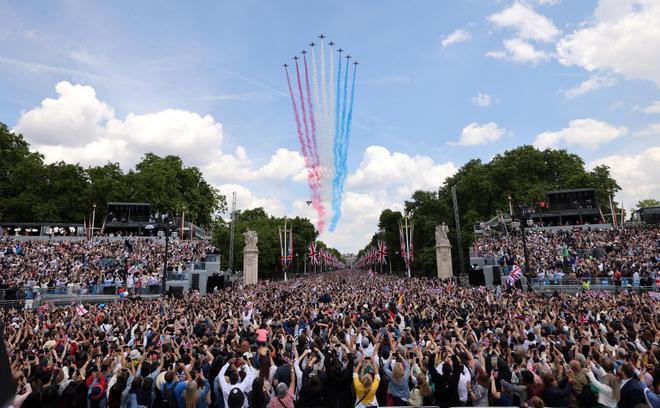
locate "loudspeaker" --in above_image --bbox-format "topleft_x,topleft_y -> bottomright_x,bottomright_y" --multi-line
492,266 -> 501,286
168,286 -> 184,299
469,267 -> 485,286
206,275 -> 225,293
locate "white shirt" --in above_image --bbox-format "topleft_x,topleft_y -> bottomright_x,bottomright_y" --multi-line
587,371 -> 617,408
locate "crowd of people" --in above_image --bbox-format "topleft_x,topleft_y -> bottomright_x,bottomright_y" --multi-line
471,226 -> 659,285
0,238 -> 215,293
2,271 -> 659,408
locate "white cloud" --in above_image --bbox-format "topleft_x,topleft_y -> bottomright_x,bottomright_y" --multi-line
442,28 -> 471,47
450,122 -> 507,146
472,92 -> 492,107
309,146 -> 457,252
588,146 -> 660,209
642,101 -> 660,114
533,118 -> 628,149
16,82 -> 114,146
15,82 -> 461,254
538,0 -> 560,5
556,0 -> 660,88
636,123 -> 660,137
488,2 -> 560,42
563,74 -> 617,98
347,146 -> 457,193
215,184 -> 285,218
486,38 -> 551,64
14,81 -> 306,186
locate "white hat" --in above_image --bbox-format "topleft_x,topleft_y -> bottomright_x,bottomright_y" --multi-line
129,349 -> 141,360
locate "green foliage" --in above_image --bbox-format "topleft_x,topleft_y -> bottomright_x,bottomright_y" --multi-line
360,145 -> 621,276
212,209 -> 339,278
0,123 -> 225,225
636,198 -> 660,208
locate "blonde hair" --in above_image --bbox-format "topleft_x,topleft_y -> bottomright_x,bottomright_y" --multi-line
604,373 -> 620,402
392,362 -> 405,383
184,381 -> 198,408
416,373 -> 432,397
360,373 -> 373,389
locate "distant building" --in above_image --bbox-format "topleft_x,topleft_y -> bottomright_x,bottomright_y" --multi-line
342,253 -> 356,266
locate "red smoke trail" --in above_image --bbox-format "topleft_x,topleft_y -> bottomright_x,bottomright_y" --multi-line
285,66 -> 310,161
287,65 -> 326,232
303,54 -> 319,167
294,60 -> 314,167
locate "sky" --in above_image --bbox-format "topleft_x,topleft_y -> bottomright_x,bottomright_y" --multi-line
1,0 -> 659,253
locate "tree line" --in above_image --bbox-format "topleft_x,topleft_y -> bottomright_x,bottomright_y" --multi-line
0,122 -> 224,226
212,207 -> 342,279
358,146 -> 623,276
1,122 -> 342,276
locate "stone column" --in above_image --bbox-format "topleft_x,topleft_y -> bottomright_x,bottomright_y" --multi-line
243,230 -> 259,285
435,224 -> 453,279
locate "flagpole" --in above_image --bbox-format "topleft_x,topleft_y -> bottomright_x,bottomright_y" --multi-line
284,218 -> 288,282
404,214 -> 411,278
609,193 -> 617,227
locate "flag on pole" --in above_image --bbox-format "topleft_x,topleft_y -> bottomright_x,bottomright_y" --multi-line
377,240 -> 387,265
287,230 -> 294,262
308,242 -> 318,265
507,264 -> 523,286
409,222 -> 415,262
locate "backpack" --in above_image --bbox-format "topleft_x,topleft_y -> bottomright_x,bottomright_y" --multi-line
161,384 -> 178,408
578,383 -> 599,408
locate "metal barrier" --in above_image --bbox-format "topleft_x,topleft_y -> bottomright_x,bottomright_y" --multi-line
531,276 -> 654,288
24,284 -> 164,299
531,283 -> 655,295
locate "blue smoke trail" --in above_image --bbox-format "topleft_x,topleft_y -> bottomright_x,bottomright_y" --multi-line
329,57 -> 351,231
330,53 -> 342,231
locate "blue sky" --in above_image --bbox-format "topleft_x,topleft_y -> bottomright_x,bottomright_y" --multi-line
1,0 -> 659,252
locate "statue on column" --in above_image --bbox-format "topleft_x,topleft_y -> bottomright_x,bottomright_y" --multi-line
243,230 -> 259,285
435,223 -> 453,279
435,224 -> 449,243
244,230 -> 258,248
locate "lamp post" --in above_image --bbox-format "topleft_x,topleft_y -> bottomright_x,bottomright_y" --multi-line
395,251 -> 400,275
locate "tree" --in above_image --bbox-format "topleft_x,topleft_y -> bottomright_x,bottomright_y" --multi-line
212,208 -> 339,278
0,122 -> 225,227
636,198 -> 660,208
363,145 -> 621,276
0,124 -> 47,221
127,153 -> 225,225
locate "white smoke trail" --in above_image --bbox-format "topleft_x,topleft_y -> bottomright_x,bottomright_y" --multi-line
318,42 -> 330,223
328,42 -> 336,219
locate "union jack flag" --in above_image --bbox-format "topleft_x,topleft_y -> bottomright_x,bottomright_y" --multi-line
308,242 -> 318,265
377,240 -> 388,265
287,232 -> 294,262
507,264 -> 523,286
